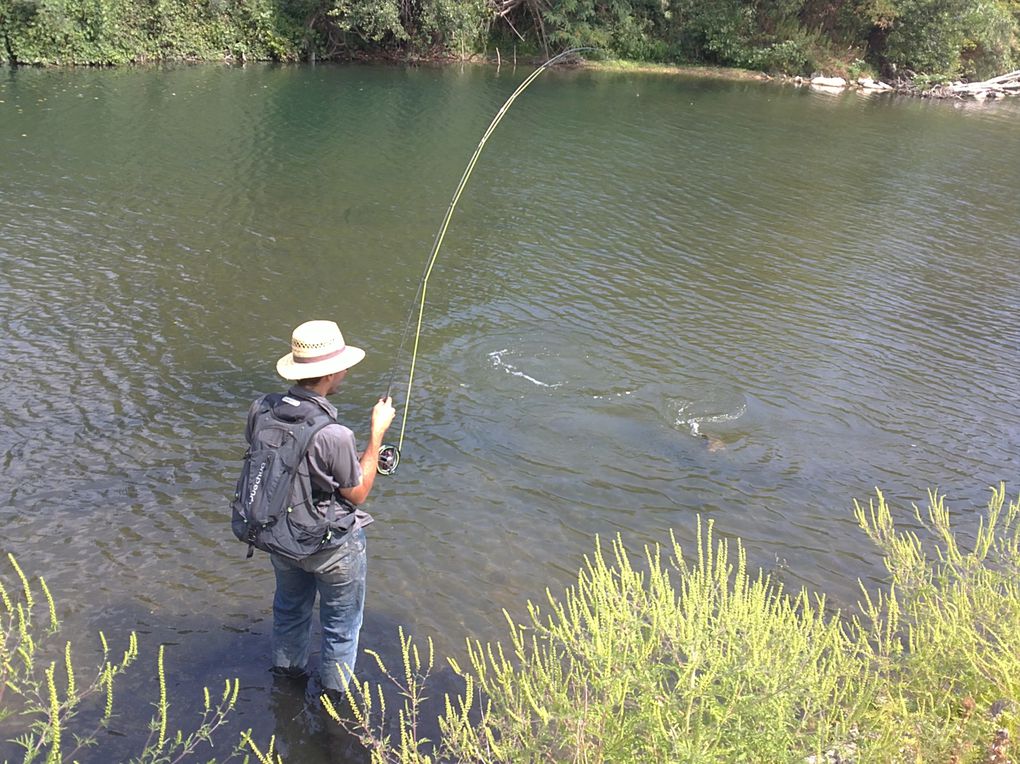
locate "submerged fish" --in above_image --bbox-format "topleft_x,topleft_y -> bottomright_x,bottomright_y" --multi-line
705,434 -> 726,453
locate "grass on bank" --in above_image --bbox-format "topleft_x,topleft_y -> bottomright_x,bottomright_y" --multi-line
577,58 -> 772,80
0,553 -> 244,763
329,485 -> 1020,763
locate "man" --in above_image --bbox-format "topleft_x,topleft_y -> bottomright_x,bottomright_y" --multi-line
245,319 -> 395,696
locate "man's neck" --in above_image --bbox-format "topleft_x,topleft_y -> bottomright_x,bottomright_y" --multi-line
299,379 -> 333,398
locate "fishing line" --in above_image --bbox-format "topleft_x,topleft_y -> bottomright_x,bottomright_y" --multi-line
378,47 -> 590,476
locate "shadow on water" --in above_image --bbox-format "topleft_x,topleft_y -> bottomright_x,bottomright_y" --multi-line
0,597 -> 464,764
230,602 -> 468,764
243,606 -> 468,764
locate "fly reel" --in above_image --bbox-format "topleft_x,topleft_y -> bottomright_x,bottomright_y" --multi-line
377,444 -> 400,476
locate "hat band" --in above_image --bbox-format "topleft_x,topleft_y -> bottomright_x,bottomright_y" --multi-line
294,345 -> 346,364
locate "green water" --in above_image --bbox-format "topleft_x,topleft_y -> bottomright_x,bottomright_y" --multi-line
1,63 -> 1018,761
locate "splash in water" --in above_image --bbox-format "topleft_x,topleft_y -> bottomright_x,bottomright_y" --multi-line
591,389 -> 635,400
674,400 -> 746,435
488,349 -> 563,388
673,398 -> 747,452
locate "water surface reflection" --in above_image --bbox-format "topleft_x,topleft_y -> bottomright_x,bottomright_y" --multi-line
1,64 -> 1018,761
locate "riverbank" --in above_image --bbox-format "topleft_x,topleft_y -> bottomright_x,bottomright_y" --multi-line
2,0 -> 1016,91
6,487 -> 1018,763
2,37 -> 1013,101
575,57 -> 1020,100
323,52 -> 1020,100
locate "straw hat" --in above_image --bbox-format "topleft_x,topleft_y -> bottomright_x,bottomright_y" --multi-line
276,320 -> 366,380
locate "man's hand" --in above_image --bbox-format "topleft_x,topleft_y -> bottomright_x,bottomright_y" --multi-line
341,396 -> 397,506
371,396 -> 396,440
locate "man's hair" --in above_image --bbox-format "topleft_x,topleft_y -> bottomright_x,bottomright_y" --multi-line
297,376 -> 324,387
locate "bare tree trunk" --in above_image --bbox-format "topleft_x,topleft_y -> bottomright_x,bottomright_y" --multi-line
526,0 -> 548,59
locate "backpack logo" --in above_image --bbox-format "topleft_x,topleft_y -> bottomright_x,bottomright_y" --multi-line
248,460 -> 267,506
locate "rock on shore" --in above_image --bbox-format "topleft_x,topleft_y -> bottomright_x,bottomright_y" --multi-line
791,69 -> 1020,99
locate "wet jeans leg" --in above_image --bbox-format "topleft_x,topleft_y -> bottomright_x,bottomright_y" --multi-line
271,555 -> 317,673
317,529 -> 367,692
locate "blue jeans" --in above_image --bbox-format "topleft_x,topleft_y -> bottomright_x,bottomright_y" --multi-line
270,528 -> 367,692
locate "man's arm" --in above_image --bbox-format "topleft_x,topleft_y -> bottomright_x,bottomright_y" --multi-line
340,396 -> 395,505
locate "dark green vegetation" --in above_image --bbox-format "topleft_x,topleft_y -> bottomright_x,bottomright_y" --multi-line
0,0 -> 1017,80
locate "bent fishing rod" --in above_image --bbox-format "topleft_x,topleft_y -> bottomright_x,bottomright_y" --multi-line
376,47 -> 591,476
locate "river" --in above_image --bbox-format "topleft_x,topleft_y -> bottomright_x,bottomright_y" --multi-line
1,62 -> 1018,761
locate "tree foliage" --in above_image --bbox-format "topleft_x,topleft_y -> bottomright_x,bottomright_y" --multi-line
0,0 -> 1016,75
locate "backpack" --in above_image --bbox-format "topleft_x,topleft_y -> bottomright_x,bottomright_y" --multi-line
231,393 -> 355,560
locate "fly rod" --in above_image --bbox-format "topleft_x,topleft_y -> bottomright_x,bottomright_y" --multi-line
377,47 -> 590,476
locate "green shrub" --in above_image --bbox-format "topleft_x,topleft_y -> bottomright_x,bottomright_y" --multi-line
541,0 -> 665,62
0,0 -> 133,64
0,0 -> 309,64
1,0 -> 1015,70
412,0 -> 490,58
959,0 -> 1018,78
330,485 -> 1020,763
0,553 -> 243,762
880,0 -> 976,75
746,36 -> 813,72
663,0 -> 817,73
855,485 -> 1020,761
327,0 -> 405,45
440,523 -> 871,761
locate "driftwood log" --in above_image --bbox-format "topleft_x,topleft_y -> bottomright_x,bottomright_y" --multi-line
928,69 -> 1020,99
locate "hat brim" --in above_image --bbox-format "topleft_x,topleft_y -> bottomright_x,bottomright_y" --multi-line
276,345 -> 366,380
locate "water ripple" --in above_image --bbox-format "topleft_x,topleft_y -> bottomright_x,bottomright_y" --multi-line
1,68 -> 1019,761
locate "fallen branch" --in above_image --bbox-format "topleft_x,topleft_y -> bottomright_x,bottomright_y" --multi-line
983,69 -> 1020,86
936,70 -> 1020,99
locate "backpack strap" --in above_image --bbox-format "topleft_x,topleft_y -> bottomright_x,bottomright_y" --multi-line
286,414 -> 341,555
302,414 -> 351,535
